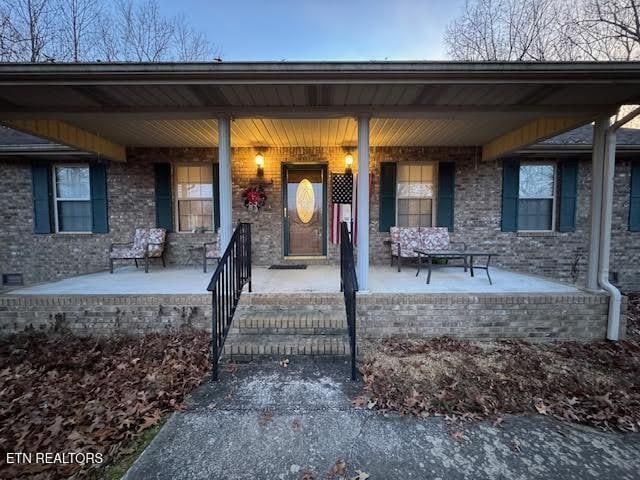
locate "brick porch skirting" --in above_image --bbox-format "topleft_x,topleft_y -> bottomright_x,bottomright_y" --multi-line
357,292 -> 621,342
0,294 -> 212,336
0,291 -> 623,342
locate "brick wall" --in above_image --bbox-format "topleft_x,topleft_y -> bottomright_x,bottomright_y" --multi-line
1,147 -> 639,291
357,292 -> 621,342
0,291 -> 621,342
368,149 -> 640,291
230,146 -> 347,264
0,294 -> 210,336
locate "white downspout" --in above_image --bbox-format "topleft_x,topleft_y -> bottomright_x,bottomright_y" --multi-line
598,127 -> 622,340
598,106 -> 640,341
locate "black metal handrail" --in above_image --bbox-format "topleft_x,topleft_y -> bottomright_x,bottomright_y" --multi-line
339,221 -> 358,381
207,222 -> 252,381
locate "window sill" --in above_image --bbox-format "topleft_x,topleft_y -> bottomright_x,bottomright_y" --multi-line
40,232 -> 95,238
516,231 -> 559,237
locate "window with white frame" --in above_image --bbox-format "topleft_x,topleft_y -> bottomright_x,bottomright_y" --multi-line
396,163 -> 436,227
518,163 -> 556,231
175,165 -> 213,232
53,165 -> 92,232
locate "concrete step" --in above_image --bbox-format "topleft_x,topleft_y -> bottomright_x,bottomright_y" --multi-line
237,293 -> 345,311
222,333 -> 351,360
231,310 -> 347,334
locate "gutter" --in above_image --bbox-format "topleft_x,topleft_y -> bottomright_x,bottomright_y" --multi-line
2,61 -> 640,85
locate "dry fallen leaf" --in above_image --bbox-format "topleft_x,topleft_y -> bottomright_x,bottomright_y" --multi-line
510,439 -> 522,454
534,399 -> 548,415
351,396 -> 367,408
292,418 -> 301,431
328,458 -> 347,479
258,409 -> 274,427
351,470 -> 370,480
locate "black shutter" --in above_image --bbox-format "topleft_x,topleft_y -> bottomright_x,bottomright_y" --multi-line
501,159 -> 520,232
436,162 -> 455,231
31,163 -> 52,234
213,162 -> 220,231
154,163 -> 173,232
379,162 -> 396,232
558,160 -> 578,232
630,160 -> 640,232
90,163 -> 109,233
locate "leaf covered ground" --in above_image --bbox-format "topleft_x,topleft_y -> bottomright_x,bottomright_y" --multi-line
0,332 -> 210,479
359,329 -> 640,432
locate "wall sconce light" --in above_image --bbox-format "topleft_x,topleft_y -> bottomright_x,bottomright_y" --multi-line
255,153 -> 265,176
344,153 -> 354,174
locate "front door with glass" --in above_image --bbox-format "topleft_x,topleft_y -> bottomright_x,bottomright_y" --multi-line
283,165 -> 326,256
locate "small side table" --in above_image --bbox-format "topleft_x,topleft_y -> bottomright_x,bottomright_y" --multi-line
185,246 -> 204,267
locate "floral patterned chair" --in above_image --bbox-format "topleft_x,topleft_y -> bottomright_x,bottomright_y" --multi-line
203,232 -> 221,273
389,226 -> 464,271
109,228 -> 167,273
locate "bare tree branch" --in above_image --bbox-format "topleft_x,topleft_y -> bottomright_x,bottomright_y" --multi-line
58,0 -> 101,61
2,0 -> 58,62
172,13 -> 219,62
0,0 -> 221,62
445,0 -> 640,60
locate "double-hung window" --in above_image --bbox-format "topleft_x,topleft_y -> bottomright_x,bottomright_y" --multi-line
53,165 -> 92,233
518,163 -> 556,231
396,163 -> 436,227
175,165 -> 213,232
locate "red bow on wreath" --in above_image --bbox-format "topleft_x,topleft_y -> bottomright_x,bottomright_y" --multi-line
242,185 -> 267,211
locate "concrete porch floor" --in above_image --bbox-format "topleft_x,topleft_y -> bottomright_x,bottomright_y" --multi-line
7,264 -> 580,295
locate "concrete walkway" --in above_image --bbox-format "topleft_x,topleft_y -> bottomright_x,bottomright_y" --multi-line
124,359 -> 640,480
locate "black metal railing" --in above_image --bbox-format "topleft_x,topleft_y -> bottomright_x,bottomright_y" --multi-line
339,221 -> 358,381
207,222 -> 252,381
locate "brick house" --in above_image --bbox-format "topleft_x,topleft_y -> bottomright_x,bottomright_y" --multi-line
0,62 -> 639,344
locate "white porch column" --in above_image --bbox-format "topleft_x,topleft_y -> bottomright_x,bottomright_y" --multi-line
587,117 -> 608,290
218,116 -> 233,249
356,115 -> 370,291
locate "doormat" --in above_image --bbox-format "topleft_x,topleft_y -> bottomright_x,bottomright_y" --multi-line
268,264 -> 308,270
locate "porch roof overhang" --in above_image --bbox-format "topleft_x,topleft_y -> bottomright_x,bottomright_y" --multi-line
1,61 -> 640,160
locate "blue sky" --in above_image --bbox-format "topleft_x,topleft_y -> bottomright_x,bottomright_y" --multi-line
160,0 -> 465,61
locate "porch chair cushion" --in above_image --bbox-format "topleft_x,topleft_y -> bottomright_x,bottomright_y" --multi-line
389,226 -> 450,258
109,227 -> 167,274
109,228 -> 166,260
141,228 -> 166,257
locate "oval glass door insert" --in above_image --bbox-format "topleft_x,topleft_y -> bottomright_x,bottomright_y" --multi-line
296,179 -> 315,224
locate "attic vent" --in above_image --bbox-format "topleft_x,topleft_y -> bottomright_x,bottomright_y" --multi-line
2,273 -> 24,286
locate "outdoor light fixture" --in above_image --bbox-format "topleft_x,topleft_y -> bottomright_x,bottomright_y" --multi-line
344,153 -> 354,174
255,153 -> 265,176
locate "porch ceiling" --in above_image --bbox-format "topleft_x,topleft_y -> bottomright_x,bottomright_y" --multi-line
54,115 -> 542,148
1,62 -> 640,149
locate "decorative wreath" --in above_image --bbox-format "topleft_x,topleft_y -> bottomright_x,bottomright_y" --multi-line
242,185 -> 267,211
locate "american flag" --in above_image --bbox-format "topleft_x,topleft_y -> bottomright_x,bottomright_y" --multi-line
330,173 -> 369,245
